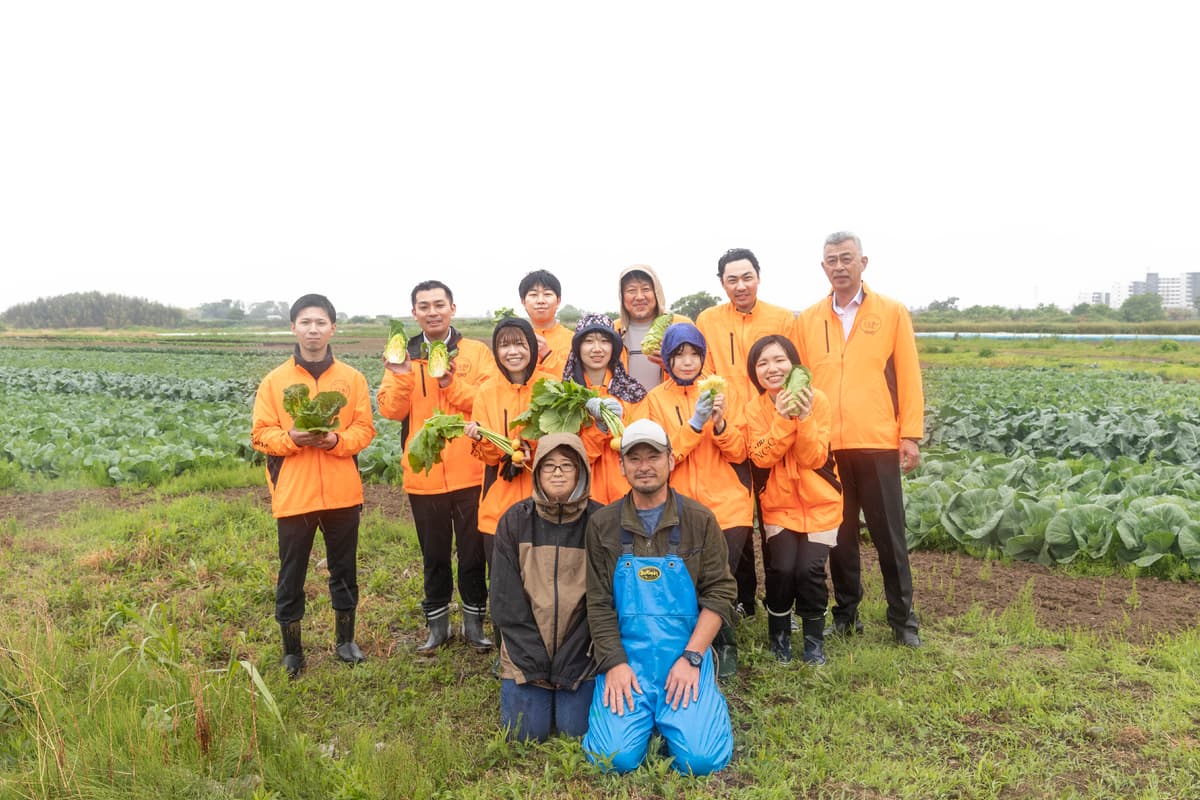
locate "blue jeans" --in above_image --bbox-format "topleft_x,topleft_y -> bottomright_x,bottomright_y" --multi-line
500,679 -> 594,742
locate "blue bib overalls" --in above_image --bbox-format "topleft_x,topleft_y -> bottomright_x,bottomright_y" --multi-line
583,510 -> 733,775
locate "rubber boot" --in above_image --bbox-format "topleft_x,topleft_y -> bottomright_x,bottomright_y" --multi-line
713,622 -> 738,680
801,616 -> 827,666
334,609 -> 366,664
767,608 -> 792,664
462,603 -> 494,651
280,620 -> 305,679
416,606 -> 452,656
491,627 -> 503,680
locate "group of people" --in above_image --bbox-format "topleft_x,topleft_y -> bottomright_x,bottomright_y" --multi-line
249,232 -> 925,776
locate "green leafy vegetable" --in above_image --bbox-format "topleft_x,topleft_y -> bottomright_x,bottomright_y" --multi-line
783,365 -> 812,395
282,383 -> 347,432
697,374 -> 727,403
421,341 -> 458,378
639,314 -> 673,357
384,320 -> 408,364
407,411 -> 466,475
510,378 -> 596,439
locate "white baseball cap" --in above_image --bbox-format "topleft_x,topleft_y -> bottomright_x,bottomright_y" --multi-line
620,418 -> 670,454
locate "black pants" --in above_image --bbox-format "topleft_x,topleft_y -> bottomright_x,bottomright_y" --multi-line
829,449 -> 918,633
733,462 -> 772,612
409,487 -> 487,615
764,531 -> 829,618
275,505 -> 361,624
724,525 -> 753,585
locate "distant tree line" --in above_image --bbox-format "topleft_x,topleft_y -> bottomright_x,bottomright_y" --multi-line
1,292 -> 186,329
913,293 -> 1185,324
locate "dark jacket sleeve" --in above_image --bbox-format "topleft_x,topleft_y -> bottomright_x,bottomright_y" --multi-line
490,506 -> 552,682
585,509 -> 627,672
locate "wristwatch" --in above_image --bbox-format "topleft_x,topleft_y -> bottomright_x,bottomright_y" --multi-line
681,649 -> 703,668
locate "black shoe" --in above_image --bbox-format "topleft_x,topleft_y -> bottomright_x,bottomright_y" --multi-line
417,606 -> 452,655
800,617 -> 826,666
824,617 -> 864,637
767,610 -> 792,663
334,609 -> 366,664
462,604 -> 494,651
279,620 -> 305,680
894,628 -> 923,648
713,622 -> 738,679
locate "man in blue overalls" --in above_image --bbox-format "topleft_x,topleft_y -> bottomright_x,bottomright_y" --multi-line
582,418 -> 736,775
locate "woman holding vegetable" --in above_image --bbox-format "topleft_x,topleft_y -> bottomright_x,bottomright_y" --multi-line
745,334 -> 843,665
562,313 -> 648,505
464,317 -> 552,544
490,433 -> 599,742
643,322 -> 752,678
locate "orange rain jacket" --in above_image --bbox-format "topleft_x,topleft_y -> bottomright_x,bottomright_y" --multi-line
377,329 -> 500,495
577,372 -> 647,506
470,367 -> 557,534
533,322 -> 574,380
695,299 -> 796,396
251,354 -> 376,519
746,388 -> 843,534
643,377 -> 753,530
792,284 -> 924,450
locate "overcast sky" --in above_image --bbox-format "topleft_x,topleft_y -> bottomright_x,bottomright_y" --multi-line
3,2 -> 1197,319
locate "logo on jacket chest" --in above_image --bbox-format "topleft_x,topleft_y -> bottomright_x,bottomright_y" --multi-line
637,566 -> 662,582
859,314 -> 882,334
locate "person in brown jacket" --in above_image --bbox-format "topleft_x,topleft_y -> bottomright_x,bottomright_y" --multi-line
491,433 -> 599,742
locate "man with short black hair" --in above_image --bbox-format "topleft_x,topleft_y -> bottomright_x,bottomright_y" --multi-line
378,280 -> 501,653
582,419 -> 735,776
252,293 -> 376,678
519,269 -> 573,377
615,265 -> 689,390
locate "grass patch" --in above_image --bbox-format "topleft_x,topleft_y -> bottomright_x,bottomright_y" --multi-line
1,493 -> 1198,798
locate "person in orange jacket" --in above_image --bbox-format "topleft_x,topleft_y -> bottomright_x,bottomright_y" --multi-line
251,294 -> 377,678
378,280 -> 501,654
745,334 -> 843,665
792,232 -> 925,648
519,269 -> 574,379
695,248 -> 797,620
464,317 -> 554,539
562,313 -> 648,505
614,264 -> 690,390
643,322 -> 753,678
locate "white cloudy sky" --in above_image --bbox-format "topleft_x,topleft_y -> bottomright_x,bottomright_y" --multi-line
2,2 -> 1197,319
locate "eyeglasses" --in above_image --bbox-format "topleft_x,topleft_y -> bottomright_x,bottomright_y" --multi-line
539,462 -> 577,475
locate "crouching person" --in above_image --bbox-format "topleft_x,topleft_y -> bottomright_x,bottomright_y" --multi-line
491,433 -> 600,741
582,419 -> 735,776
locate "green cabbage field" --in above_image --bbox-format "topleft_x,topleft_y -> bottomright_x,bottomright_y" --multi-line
3,346 -> 1198,575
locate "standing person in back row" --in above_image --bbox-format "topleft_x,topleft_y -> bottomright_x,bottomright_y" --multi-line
251,294 -> 377,678
520,269 -> 575,378
695,248 -> 796,619
378,280 -> 501,654
614,265 -> 690,390
792,232 -> 925,647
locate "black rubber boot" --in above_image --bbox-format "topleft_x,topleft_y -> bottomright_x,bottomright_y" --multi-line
416,606 -> 452,656
462,603 -> 494,651
767,609 -> 792,664
713,622 -> 738,680
801,617 -> 827,666
491,627 -> 503,680
280,620 -> 305,679
334,609 -> 366,664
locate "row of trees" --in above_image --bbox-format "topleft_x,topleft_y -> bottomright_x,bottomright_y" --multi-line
1,292 -> 186,329
914,293 -> 1193,324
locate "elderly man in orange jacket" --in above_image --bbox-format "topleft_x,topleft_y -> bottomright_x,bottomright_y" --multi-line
252,293 -> 377,678
793,233 -> 925,647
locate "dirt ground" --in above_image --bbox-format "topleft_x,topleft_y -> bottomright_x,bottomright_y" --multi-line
3,485 -> 1198,644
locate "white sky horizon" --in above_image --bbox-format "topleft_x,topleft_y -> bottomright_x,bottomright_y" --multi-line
3,2 -> 1197,320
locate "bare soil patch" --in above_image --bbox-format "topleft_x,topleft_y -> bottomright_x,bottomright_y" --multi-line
3,487 -> 1198,642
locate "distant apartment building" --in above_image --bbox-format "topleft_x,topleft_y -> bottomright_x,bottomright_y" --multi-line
1104,271 -> 1200,310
